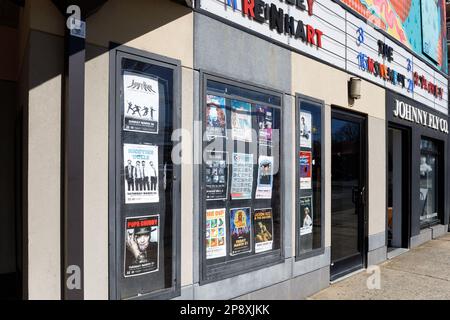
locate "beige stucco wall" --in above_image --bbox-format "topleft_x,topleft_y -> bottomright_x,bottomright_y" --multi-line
180,67 -> 194,287
291,53 -> 386,252
27,0 -> 193,68
22,0 -> 194,300
27,31 -> 63,300
80,0 -> 194,299
84,45 -> 109,300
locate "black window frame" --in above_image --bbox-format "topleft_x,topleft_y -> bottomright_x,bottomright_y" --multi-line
295,94 -> 326,261
108,44 -> 182,300
199,72 -> 285,284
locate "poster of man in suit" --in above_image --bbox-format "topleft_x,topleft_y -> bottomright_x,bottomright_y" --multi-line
124,144 -> 159,204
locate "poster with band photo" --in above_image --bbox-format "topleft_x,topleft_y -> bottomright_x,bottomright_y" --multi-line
123,71 -> 159,134
255,156 -> 274,200
230,207 -> 252,256
231,100 -> 253,142
124,215 -> 159,278
254,208 -> 274,254
300,111 -> 312,149
205,151 -> 228,201
256,105 -> 273,147
124,144 -> 159,204
206,208 -> 227,260
206,95 -> 227,140
300,196 -> 313,236
230,153 -> 254,200
300,151 -> 312,190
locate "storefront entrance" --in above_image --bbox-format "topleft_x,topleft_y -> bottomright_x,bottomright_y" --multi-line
331,109 -> 367,281
387,126 -> 410,251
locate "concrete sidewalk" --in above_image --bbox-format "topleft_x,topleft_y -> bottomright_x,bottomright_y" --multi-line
309,233 -> 450,300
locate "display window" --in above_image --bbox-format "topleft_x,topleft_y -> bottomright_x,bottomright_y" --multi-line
296,95 -> 324,259
110,48 -> 181,300
419,137 -> 442,228
200,75 -> 283,283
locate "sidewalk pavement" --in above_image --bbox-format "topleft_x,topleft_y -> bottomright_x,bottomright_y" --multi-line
309,233 -> 450,300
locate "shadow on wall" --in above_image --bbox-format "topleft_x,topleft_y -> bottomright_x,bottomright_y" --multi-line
28,0 -> 192,90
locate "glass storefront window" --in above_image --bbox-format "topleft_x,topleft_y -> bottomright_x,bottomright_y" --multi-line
296,96 -> 323,258
201,76 -> 283,282
419,138 -> 440,227
110,50 -> 181,300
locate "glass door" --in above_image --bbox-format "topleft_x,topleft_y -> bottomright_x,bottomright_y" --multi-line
331,109 -> 367,281
387,126 -> 410,250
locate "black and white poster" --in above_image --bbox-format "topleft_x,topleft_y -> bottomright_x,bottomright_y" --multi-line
255,156 -> 274,199
123,71 -> 159,134
300,111 -> 312,149
253,208 -> 274,254
230,153 -> 254,200
124,144 -> 159,204
300,196 -> 313,236
256,105 -> 273,147
206,95 -> 227,140
124,215 -> 159,277
205,151 -> 228,201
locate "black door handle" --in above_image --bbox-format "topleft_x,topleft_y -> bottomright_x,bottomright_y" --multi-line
360,186 -> 366,206
352,187 -> 358,204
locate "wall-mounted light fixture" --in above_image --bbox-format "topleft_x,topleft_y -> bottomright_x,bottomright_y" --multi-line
349,77 -> 362,100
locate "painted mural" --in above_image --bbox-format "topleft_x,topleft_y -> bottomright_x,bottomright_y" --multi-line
340,0 -> 447,73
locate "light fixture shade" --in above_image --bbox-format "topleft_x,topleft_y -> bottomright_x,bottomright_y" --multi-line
349,77 -> 362,100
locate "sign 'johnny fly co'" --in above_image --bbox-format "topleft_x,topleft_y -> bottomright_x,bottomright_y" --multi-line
225,0 -> 323,48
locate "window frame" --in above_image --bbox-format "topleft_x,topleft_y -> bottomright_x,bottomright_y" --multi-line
199,72 -> 285,285
108,44 -> 182,300
295,93 -> 326,261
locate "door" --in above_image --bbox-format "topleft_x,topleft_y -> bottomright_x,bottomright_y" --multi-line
387,126 -> 410,249
331,109 -> 367,281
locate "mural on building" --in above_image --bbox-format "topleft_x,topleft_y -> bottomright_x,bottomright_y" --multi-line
340,0 -> 447,73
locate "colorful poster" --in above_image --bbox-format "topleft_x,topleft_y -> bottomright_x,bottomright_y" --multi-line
231,153 -> 254,200
339,0 -> 447,72
205,151 -> 228,201
206,95 -> 227,140
300,112 -> 312,149
124,215 -> 159,277
123,72 -> 159,134
230,207 -> 252,256
300,197 -> 313,236
124,144 -> 159,204
206,209 -> 227,260
300,151 -> 312,190
254,208 -> 274,254
231,100 -> 252,142
255,156 -> 274,199
256,105 -> 273,147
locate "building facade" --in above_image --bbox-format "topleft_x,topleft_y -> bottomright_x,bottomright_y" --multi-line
0,0 -> 448,300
